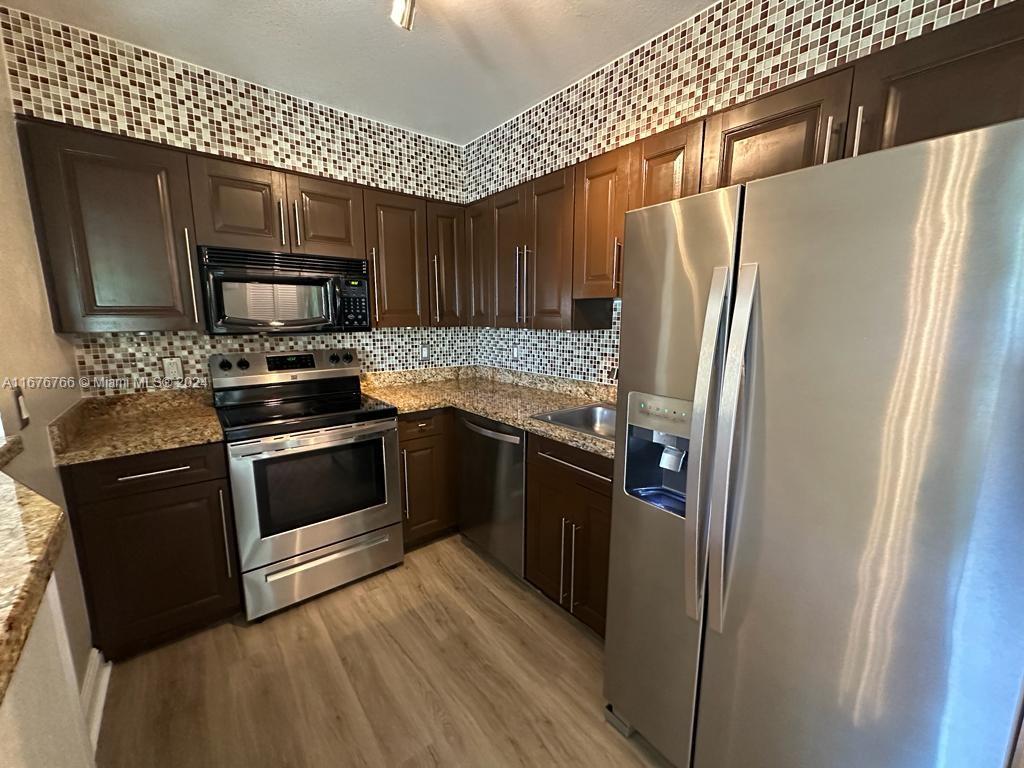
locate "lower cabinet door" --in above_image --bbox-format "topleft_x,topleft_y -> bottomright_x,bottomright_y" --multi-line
525,460 -> 572,606
567,487 -> 612,637
76,479 -> 240,659
400,433 -> 454,548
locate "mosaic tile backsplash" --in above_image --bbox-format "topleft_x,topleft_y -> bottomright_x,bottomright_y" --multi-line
0,6 -> 463,202
74,303 -> 621,395
463,0 -> 1010,199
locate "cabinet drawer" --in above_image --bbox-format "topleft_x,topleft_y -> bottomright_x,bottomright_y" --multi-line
66,442 -> 227,503
527,435 -> 613,495
398,411 -> 446,441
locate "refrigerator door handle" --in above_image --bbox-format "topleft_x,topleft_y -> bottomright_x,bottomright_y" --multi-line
707,262 -> 759,634
683,265 -> 730,621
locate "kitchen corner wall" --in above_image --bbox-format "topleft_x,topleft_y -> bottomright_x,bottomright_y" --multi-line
0,1 -> 1004,395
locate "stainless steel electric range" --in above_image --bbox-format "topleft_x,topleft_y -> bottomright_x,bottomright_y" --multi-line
210,349 -> 402,620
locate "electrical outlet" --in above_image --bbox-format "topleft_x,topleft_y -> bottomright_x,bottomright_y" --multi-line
162,357 -> 184,380
512,345 -> 521,359
420,346 -> 430,360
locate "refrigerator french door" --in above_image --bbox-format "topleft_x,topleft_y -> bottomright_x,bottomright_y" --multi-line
693,118 -> 1024,767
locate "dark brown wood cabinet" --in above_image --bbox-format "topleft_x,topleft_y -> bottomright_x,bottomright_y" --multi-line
525,436 -> 613,636
525,168 -> 575,330
572,147 -> 631,300
846,3 -> 1024,157
364,190 -> 429,328
466,197 -> 495,327
701,69 -> 853,191
426,202 -> 467,326
399,412 -> 456,548
493,185 -> 529,328
188,156 -> 288,252
21,122 -> 201,333
629,120 -> 705,209
63,444 -> 240,660
286,174 -> 366,259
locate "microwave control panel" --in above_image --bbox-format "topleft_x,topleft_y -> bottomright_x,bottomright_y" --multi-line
338,278 -> 371,330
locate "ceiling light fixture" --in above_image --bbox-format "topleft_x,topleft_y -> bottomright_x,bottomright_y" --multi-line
390,0 -> 416,31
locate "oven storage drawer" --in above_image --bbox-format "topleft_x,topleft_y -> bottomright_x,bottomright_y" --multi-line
241,523 -> 403,619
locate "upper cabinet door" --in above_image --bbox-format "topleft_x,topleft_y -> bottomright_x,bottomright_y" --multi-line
846,3 -> 1024,157
364,190 -> 428,328
286,175 -> 366,259
188,156 -> 288,251
493,185 -> 528,328
426,202 -> 466,327
573,147 -> 631,300
629,120 -> 705,210
701,69 -> 853,191
466,198 -> 495,327
526,168 -> 574,330
22,123 -> 201,333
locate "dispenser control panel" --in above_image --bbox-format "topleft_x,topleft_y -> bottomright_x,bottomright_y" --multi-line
628,392 -> 693,436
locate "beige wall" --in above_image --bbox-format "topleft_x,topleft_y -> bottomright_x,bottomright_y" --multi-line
0,50 -> 81,505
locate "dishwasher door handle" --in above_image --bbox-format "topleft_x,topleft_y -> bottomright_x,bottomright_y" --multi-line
463,419 -> 521,445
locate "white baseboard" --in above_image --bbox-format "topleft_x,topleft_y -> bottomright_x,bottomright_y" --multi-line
79,648 -> 111,752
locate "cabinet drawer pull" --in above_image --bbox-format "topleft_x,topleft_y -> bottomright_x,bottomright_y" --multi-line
612,237 -> 622,290
277,199 -> 287,246
514,246 -> 521,324
417,422 -> 428,429
183,227 -> 199,324
116,465 -> 191,482
537,452 -> 612,483
401,448 -> 410,519
433,253 -> 441,323
218,489 -> 232,580
293,200 -> 303,246
371,247 -> 381,323
521,243 -> 530,324
822,114 -> 835,164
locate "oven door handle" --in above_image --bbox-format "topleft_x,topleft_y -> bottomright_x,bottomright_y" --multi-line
229,424 -> 396,460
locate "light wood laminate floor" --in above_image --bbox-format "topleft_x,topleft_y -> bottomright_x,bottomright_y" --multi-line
98,535 -> 662,767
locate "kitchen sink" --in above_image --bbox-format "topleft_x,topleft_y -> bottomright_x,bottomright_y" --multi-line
532,403 -> 616,441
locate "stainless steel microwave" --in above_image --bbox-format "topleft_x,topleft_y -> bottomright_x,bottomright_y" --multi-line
199,248 -> 371,334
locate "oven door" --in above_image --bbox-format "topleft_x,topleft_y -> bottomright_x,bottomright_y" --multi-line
228,418 -> 400,572
204,266 -> 339,333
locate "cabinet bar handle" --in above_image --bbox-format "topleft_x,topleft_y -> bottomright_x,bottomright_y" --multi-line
612,237 -> 622,291
183,227 -> 199,324
822,115 -> 834,164
559,517 -> 567,604
371,247 -> 381,323
218,489 -> 232,580
277,200 -> 287,246
293,200 -> 302,247
569,523 -> 579,613
852,105 -> 864,157
433,253 -> 441,323
116,465 -> 191,482
401,448 -> 410,519
522,243 -> 530,325
514,246 -> 521,324
537,452 -> 612,483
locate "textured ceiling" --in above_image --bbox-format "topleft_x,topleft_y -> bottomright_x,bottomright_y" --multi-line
9,0 -> 710,144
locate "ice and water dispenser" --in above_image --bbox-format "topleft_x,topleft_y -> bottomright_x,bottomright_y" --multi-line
623,391 -> 692,517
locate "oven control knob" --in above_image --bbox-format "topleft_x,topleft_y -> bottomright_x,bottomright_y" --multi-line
237,358 -> 250,370
341,352 -> 354,364
218,359 -> 233,371
329,353 -> 341,364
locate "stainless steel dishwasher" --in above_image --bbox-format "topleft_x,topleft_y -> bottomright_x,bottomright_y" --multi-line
456,412 -> 525,577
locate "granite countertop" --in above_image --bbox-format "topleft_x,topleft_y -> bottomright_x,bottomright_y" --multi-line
0,434 -> 68,705
51,389 -> 223,466
364,373 -> 616,459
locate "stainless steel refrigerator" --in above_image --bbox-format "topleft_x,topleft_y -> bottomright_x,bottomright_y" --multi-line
604,118 -> 1024,768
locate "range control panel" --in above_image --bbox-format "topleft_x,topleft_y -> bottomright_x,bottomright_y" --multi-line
209,348 -> 359,388
338,278 -> 371,330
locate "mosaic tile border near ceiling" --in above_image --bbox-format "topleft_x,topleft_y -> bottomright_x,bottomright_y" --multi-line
0,6 -> 464,202
463,0 -> 1010,200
